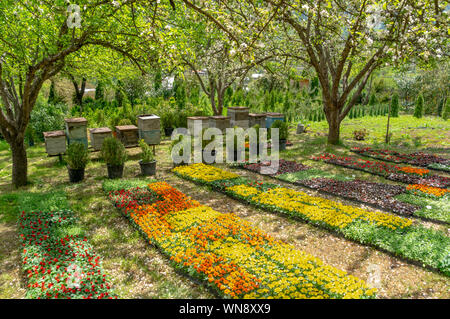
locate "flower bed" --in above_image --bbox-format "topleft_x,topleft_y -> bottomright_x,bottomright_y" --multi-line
312,153 -> 450,188
295,178 -> 418,217
19,209 -> 116,299
235,159 -> 310,176
174,164 -> 450,276
406,184 -> 450,198
106,181 -> 376,299
351,147 -> 450,171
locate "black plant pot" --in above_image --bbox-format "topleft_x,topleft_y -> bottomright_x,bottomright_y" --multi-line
67,166 -> 85,183
202,150 -> 216,164
279,139 -> 287,151
107,164 -> 124,179
164,127 -> 174,137
139,160 -> 157,176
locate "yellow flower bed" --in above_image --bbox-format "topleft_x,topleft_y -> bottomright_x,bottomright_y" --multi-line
174,163 -> 240,182
251,187 -> 412,230
227,185 -> 261,198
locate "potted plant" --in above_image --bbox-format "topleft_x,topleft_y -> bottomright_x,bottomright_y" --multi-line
161,111 -> 175,137
227,126 -> 243,162
66,142 -> 89,183
271,120 -> 289,151
101,137 -> 127,179
201,128 -> 216,163
138,139 -> 156,176
170,135 -> 190,167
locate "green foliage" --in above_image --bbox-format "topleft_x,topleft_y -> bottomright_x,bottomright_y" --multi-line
29,98 -> 69,141
369,93 -> 377,106
118,119 -> 132,126
414,94 -> 424,118
391,94 -> 400,117
66,142 -> 89,169
18,191 -> 70,213
95,81 -> 105,101
101,137 -> 127,166
102,178 -> 156,192
271,120 -> 289,140
443,98 -> 450,120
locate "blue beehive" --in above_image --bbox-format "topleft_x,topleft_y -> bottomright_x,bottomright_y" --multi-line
265,113 -> 285,129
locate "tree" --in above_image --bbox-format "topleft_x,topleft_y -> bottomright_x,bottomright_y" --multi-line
0,1 -> 160,187
187,1 -> 448,144
414,94 -> 424,118
391,94 -> 399,117
443,98 -> 450,120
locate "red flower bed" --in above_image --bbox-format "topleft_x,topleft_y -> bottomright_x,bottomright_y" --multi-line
19,210 -> 116,299
240,159 -> 310,176
312,153 -> 450,188
295,178 -> 418,216
351,147 -> 450,168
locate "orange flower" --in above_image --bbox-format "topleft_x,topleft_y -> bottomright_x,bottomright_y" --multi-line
398,167 -> 430,176
407,184 -> 449,197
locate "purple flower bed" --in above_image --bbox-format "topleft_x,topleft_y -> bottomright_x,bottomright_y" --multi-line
295,178 -> 419,216
241,159 -> 310,176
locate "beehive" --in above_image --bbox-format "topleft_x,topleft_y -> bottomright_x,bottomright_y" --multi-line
227,107 -> 249,128
115,125 -> 139,147
187,116 -> 210,136
137,114 -> 161,145
43,130 -> 66,156
65,117 -> 88,147
249,113 -> 266,128
209,116 -> 231,132
265,112 -> 285,128
89,127 -> 112,151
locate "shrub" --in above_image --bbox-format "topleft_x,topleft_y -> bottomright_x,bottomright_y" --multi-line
118,118 -> 132,126
139,139 -> 155,163
101,137 -> 127,166
161,110 -> 176,129
66,142 -> 89,169
271,120 -> 289,140
391,94 -> 399,117
414,94 -> 424,118
29,98 -> 68,141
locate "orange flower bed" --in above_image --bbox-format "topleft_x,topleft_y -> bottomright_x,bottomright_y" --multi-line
406,184 -> 449,197
398,167 -> 430,176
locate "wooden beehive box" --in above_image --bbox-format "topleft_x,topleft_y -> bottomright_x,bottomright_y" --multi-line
65,117 -> 88,147
115,125 -> 139,147
89,127 -> 112,151
137,114 -> 161,145
209,116 -> 231,132
187,116 -> 210,136
249,113 -> 266,128
265,112 -> 285,128
43,130 -> 66,156
227,107 -> 249,128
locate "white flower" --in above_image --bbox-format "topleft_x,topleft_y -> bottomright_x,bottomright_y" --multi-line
112,0 -> 119,7
426,205 -> 432,210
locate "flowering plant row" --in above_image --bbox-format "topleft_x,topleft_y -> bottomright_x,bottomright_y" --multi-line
19,209 -> 116,299
173,164 -> 450,276
295,178 -> 418,216
107,181 -> 376,299
312,153 -> 450,188
351,147 -> 450,171
406,184 -> 450,198
234,159 -> 310,176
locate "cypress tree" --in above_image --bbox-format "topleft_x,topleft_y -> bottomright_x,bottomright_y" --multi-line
48,80 -> 56,104
369,93 -> 377,106
95,81 -> 105,101
442,98 -> 449,120
414,94 -> 424,118
391,94 -> 399,117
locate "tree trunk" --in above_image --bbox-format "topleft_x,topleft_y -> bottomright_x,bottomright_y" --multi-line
326,108 -> 341,145
11,139 -> 28,187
